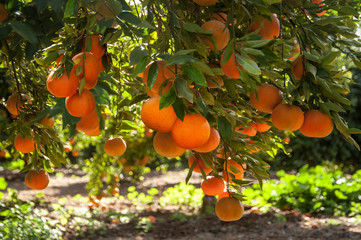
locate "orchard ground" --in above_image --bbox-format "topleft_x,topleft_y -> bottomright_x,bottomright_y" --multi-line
1,168 -> 361,240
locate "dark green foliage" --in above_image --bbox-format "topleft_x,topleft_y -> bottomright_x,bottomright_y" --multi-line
244,165 -> 361,216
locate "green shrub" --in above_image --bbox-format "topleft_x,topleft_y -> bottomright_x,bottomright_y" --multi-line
244,165 -> 361,216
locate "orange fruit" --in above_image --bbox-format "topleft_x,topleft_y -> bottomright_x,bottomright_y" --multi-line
141,96 -> 178,133
153,132 -> 185,158
299,110 -> 334,138
82,126 -> 101,136
201,20 -> 230,51
271,104 -> 304,131
212,12 -> 236,25
221,51 -> 242,79
47,68 -> 80,97
76,108 -> 99,131
0,150 -> 5,158
143,60 -> 173,96
215,197 -> 244,221
250,84 -> 283,113
72,150 -> 79,157
249,13 -> 280,40
0,3 -> 8,22
163,64 -> 182,80
193,0 -> 218,6
65,89 -> 96,117
306,0 -> 326,17
207,76 -> 224,88
218,190 -> 234,199
82,35 -> 106,60
283,136 -> 290,144
291,56 -> 306,81
6,94 -> 32,116
39,114 -> 55,127
223,159 -> 246,176
104,137 -> 127,156
64,145 -> 71,153
69,139 -> 76,145
201,176 -> 225,196
255,121 -> 271,132
188,154 -> 213,174
193,127 -> 220,153
72,52 -> 101,89
14,134 -> 35,153
236,122 -> 257,136
289,43 -> 300,61
25,169 -> 49,190
222,170 -> 244,183
172,113 -> 210,149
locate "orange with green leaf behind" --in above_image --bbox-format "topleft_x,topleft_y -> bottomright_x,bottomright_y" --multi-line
255,121 -> 271,132
0,3 -> 8,22
82,34 -> 105,60
201,20 -> 230,51
193,127 -> 220,153
271,104 -> 304,131
104,137 -> 127,157
201,176 -> 225,196
25,169 -> 49,190
249,13 -> 280,40
250,83 -> 283,113
188,154 -> 213,174
65,89 -> 96,117
218,190 -> 235,199
291,57 -> 306,81
207,75 -> 224,88
39,114 -> 55,127
47,69 -> 79,97
153,132 -> 185,158
299,110 -> 334,138
141,96 -> 178,133
215,197 -> 244,221
236,122 -> 257,137
221,51 -> 242,79
82,126 -> 101,136
76,108 -> 99,132
193,0 -> 218,6
14,134 -> 35,153
6,94 -> 32,116
223,159 -> 246,177
72,52 -> 101,89
172,113 -> 211,149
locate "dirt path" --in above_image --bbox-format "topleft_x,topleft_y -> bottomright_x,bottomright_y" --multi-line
1,169 -> 361,240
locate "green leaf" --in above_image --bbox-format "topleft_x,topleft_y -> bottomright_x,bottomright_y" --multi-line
118,12 -> 140,25
185,160 -> 194,184
134,56 -> 148,76
190,61 -> 214,76
218,116 -> 232,142
130,47 -> 148,66
10,21 -> 39,45
147,61 -> 159,90
182,65 -> 207,87
222,39 -> 234,66
0,177 -> 7,190
236,54 -> 261,75
200,88 -> 214,105
168,55 -> 200,65
64,0 -> 77,18
174,77 -> 194,103
159,88 -> 176,109
172,98 -> 185,121
183,23 -> 210,34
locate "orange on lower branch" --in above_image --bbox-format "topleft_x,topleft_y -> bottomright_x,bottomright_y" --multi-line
193,127 -> 220,153
201,20 -> 230,51
65,89 -> 96,117
215,197 -> 244,221
25,169 -> 50,190
201,176 -> 225,196
299,110 -> 334,138
249,83 -> 283,113
153,132 -> 185,158
14,134 -> 35,153
188,154 -> 213,174
271,104 -> 304,131
104,137 -> 127,157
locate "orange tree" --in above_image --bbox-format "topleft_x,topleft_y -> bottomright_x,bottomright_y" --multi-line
1,0 -> 361,221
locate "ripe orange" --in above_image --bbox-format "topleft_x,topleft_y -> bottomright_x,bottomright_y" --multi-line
25,169 -> 49,190
141,96 -> 178,133
82,126 -> 101,136
72,150 -> 79,157
188,154 -> 212,174
215,197 -> 244,221
193,127 -> 220,153
201,20 -> 230,51
6,94 -> 32,116
14,134 -> 35,153
104,137 -> 127,156
64,144 -> 71,153
291,56 -> 306,81
212,12 -> 227,23
82,35 -> 105,60
39,114 -> 55,127
65,89 -> 96,117
250,84 -> 283,113
271,104 -> 304,131
72,52 -> 101,89
221,51 -> 242,79
47,69 -> 80,97
307,0 -> 326,17
299,110 -> 334,138
153,132 -> 185,158
222,170 -> 244,183
207,76 -> 224,88
223,159 -> 246,177
236,122 -> 257,136
289,43 -> 300,61
163,63 -> 182,80
201,176 -> 225,196
143,60 -> 173,96
255,121 -> 271,132
249,13 -> 280,40
0,3 -> 8,22
172,113 -> 211,149
76,108 -> 99,131
193,0 -> 218,6
0,150 -> 6,158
